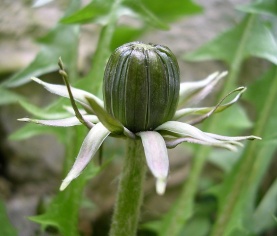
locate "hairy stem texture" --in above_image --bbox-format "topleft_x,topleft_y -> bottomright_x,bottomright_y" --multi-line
109,139 -> 146,236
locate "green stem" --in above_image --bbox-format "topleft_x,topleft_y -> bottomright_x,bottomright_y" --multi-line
88,0 -> 123,96
160,55 -> 241,236
109,139 -> 147,236
161,15 -> 256,236
211,67 -> 277,236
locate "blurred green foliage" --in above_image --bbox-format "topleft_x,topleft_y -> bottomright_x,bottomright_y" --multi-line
1,0 -> 276,235
0,200 -> 17,236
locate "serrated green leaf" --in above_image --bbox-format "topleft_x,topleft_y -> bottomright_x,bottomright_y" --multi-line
0,87 -> 25,105
29,126 -> 101,236
252,177 -> 277,233
61,0 -> 202,29
61,0 -> 168,29
141,0 -> 202,23
29,176 -> 95,236
185,16 -> 277,66
0,200 -> 17,236
210,67 -> 277,236
60,1 -> 112,25
237,0 -> 277,17
2,0 -> 80,88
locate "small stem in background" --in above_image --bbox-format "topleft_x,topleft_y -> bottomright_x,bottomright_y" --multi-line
88,0 -> 123,96
160,14 -> 256,236
109,138 -> 147,236
211,67 -> 277,236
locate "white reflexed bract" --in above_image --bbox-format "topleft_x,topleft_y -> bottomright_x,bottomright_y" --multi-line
179,71 -> 227,105
18,71 -> 260,194
18,115 -> 99,127
60,123 -> 110,191
31,77 -> 104,110
138,131 -> 169,195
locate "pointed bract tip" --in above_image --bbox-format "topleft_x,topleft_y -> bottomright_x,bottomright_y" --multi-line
237,86 -> 247,92
156,178 -> 167,195
31,77 -> 42,84
59,179 -> 70,191
210,71 -> 220,77
251,136 -> 262,140
220,71 -> 228,77
17,118 -> 29,122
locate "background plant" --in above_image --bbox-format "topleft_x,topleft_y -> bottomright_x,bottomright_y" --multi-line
0,0 -> 276,235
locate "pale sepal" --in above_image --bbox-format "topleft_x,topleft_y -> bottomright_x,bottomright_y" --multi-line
174,86 -> 246,120
156,121 -> 239,151
18,115 -> 98,127
31,77 -> 104,111
205,132 -> 261,141
179,71 -> 227,106
60,123 -> 110,191
156,178 -> 167,195
165,137 -> 237,151
137,131 -> 169,195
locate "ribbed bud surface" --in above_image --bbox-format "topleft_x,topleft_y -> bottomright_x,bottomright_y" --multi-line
103,42 -> 180,133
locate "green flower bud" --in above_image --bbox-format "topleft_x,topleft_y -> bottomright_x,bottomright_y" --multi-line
103,42 -> 180,133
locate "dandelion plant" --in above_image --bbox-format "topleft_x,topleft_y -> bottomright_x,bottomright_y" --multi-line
19,42 -> 260,235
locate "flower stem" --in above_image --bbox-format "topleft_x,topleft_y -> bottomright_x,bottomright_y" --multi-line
109,138 -> 146,236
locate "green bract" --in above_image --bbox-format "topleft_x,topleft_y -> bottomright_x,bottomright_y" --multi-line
20,49 -> 260,195
103,42 -> 180,133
